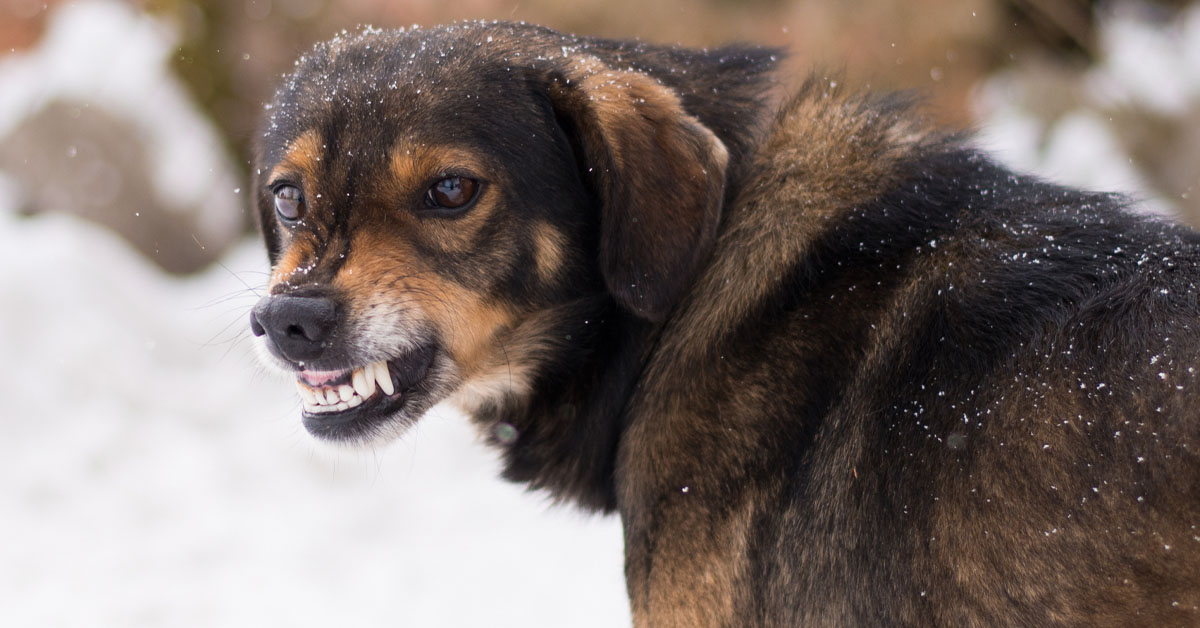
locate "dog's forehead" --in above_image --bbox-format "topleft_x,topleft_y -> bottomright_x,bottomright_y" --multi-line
259,23 -> 576,168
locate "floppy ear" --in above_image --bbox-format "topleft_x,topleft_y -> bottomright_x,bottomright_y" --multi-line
548,59 -> 729,321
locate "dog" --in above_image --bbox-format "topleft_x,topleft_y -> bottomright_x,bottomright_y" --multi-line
249,22 -> 1200,626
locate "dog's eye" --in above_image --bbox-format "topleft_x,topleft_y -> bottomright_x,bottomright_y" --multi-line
274,185 -> 305,222
425,177 -> 479,211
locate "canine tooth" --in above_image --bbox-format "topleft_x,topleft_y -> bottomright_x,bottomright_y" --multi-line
352,367 -> 375,398
338,385 -> 355,402
364,362 -> 378,386
374,360 -> 395,395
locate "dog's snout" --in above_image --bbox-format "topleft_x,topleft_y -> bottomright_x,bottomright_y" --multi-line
251,294 -> 339,363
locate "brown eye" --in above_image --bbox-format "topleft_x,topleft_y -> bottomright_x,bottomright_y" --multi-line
425,177 -> 479,211
274,185 -> 305,221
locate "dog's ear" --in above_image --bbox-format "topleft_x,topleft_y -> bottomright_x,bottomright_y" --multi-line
548,59 -> 729,321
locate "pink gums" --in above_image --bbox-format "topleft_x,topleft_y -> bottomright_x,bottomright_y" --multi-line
298,369 -> 349,387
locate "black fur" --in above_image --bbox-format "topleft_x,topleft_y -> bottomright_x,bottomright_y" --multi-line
255,23 -> 1200,626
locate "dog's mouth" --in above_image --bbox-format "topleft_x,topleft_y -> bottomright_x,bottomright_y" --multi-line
291,344 -> 436,438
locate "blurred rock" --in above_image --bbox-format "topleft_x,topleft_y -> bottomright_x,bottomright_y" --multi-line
0,0 -> 246,275
0,101 -> 227,274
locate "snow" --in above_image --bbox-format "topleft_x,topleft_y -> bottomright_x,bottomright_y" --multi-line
0,0 -> 242,244
1039,110 -> 1153,204
974,3 -> 1200,220
1091,2 -> 1200,115
0,208 -> 630,627
0,3 -> 628,626
974,73 -> 1172,216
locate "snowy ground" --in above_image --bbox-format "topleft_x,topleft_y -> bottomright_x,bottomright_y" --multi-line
1,3 -> 628,626
0,210 -> 630,627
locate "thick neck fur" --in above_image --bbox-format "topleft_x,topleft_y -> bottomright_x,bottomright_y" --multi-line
466,39 -> 785,512
475,297 -> 656,512
617,81 -> 954,502
479,79 -> 948,512
474,71 -> 947,514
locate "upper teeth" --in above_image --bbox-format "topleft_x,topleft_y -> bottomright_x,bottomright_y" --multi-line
352,367 -> 374,399
298,359 -> 396,414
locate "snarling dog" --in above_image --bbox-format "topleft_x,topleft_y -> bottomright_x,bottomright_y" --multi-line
250,22 -> 1200,626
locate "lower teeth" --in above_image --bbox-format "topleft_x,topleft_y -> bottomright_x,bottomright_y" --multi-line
303,388 -> 397,414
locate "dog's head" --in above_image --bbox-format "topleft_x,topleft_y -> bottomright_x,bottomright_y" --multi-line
250,23 -> 777,444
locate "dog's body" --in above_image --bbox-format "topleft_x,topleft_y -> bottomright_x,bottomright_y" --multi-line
250,22 -> 1200,626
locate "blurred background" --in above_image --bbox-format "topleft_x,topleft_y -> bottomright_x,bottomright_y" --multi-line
2,0 -> 1199,626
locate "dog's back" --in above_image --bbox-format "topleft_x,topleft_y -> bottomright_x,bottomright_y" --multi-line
620,83 -> 1200,626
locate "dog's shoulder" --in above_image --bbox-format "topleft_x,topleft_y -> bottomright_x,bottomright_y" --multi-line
670,76 -> 1200,360
634,73 -> 1200,475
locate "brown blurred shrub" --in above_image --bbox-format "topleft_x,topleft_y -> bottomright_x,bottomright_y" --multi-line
140,0 -> 1066,174
0,0 -> 1137,178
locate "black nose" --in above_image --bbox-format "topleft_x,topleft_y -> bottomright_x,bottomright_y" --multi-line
250,294 -> 338,363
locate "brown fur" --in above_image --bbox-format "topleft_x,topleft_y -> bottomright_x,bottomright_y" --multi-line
550,60 -> 730,321
252,23 -> 1200,627
270,129 -> 324,190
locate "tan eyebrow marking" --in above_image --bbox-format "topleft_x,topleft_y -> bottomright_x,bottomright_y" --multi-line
268,128 -> 324,185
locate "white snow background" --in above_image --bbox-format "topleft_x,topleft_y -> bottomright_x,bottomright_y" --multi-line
0,3 -> 627,627
3,1 -> 1198,626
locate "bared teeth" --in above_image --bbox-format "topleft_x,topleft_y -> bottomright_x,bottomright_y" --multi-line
296,359 -> 397,414
352,367 -> 375,399
373,360 -> 395,396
